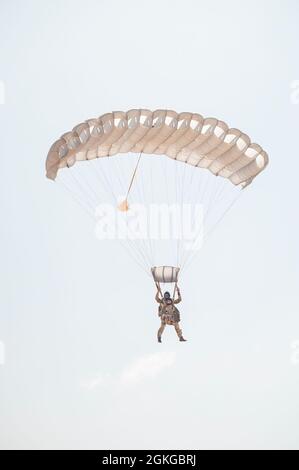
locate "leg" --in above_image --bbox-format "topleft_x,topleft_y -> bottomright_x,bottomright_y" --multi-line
157,321 -> 166,342
174,322 -> 187,341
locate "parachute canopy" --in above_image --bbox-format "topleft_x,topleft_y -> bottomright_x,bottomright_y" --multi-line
46,109 -> 268,187
46,109 -> 268,277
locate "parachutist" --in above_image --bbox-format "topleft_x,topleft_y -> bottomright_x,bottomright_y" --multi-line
155,287 -> 187,343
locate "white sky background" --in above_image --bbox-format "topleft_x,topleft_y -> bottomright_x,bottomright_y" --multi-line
0,0 -> 299,450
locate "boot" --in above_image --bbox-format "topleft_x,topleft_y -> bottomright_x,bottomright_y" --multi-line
158,336 -> 162,343
179,336 -> 187,342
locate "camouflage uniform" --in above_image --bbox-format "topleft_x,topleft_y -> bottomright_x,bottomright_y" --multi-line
156,292 -> 183,340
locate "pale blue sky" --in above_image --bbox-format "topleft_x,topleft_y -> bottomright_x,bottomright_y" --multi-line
0,0 -> 299,449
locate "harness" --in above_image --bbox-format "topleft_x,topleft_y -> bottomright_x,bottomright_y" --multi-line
159,300 -> 180,324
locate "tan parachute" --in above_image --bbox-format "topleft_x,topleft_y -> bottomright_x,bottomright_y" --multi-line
46,108 -> 268,283
46,109 -> 268,186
